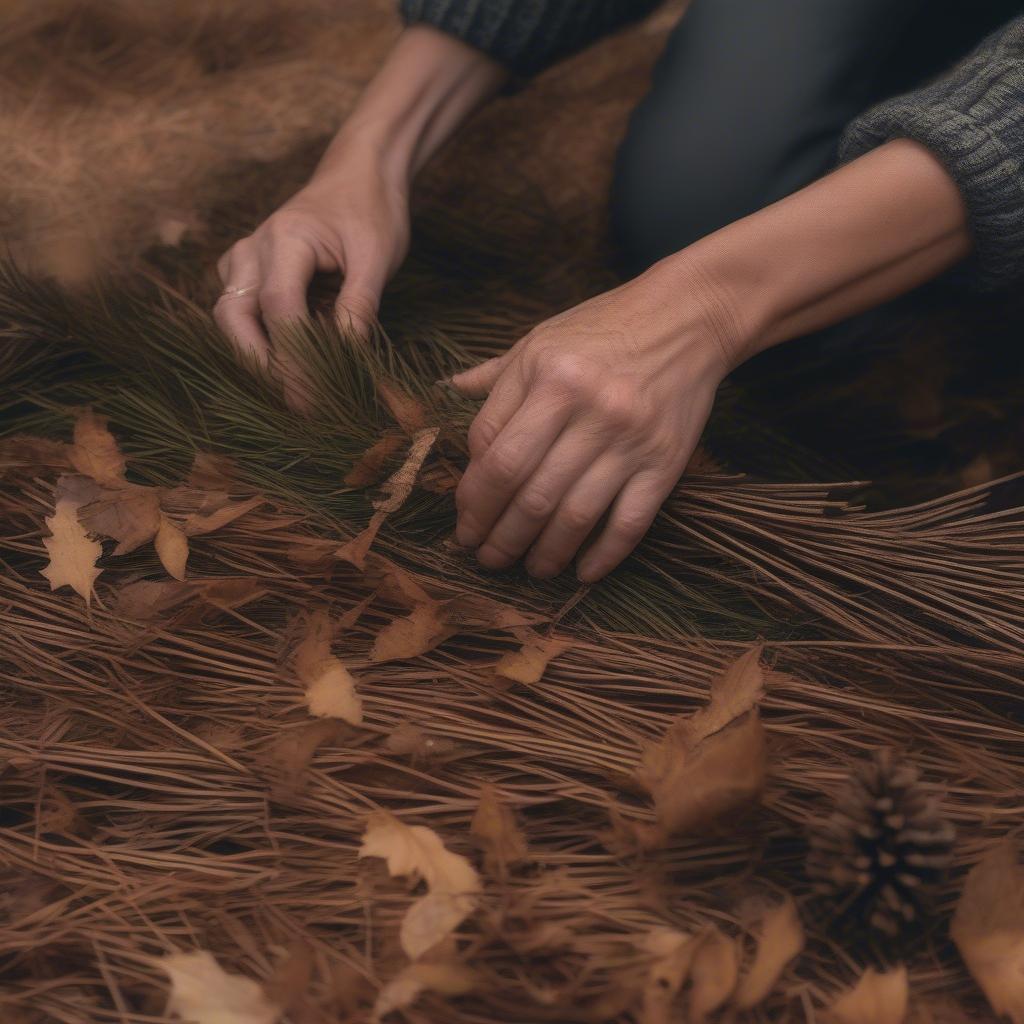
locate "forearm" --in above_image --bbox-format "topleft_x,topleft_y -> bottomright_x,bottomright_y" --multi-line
654,139 -> 972,368
318,25 -> 508,186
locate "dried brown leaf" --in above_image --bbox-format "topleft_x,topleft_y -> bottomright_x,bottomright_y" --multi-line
386,722 -> 456,761
828,966 -> 908,1024
471,784 -> 527,880
184,495 -> 264,536
377,379 -> 428,435
689,927 -> 739,1021
373,960 -> 476,1021
294,609 -> 362,724
639,928 -> 696,1024
683,645 -> 765,748
269,720 -> 343,795
371,600 -> 454,664
359,811 -> 480,960
188,452 -> 240,491
69,408 -> 126,486
337,426 -> 439,568
495,634 -> 572,685
0,435 -> 71,474
734,895 -> 804,1009
80,484 -> 161,555
40,497 -> 102,604
155,515 -> 189,580
951,841 -> 1024,1023
344,432 -> 406,487
642,713 -> 767,840
156,949 -> 280,1024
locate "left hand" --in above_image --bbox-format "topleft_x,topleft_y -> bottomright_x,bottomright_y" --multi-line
449,261 -> 739,581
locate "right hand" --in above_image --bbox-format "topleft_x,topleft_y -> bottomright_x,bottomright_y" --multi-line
214,145 -> 410,408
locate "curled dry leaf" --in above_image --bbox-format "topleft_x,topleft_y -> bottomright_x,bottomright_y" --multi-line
40,497 -> 102,604
359,811 -> 481,960
373,961 -> 476,1021
69,408 -> 126,486
377,378 -> 428,435
372,593 -> 546,665
734,895 -> 805,1010
648,713 -> 767,841
187,452 -> 241,490
115,578 -> 264,622
0,435 -> 71,475
386,722 -> 456,761
155,516 -> 189,580
828,966 -> 908,1024
951,841 -> 1024,1023
184,495 -> 264,536
639,928 -> 696,1024
634,646 -> 769,843
269,720 -> 343,796
689,927 -> 740,1022
495,633 -> 572,685
156,949 -> 280,1024
80,483 -> 161,555
294,609 -> 362,725
471,784 -> 527,881
345,432 -> 407,487
337,426 -> 440,569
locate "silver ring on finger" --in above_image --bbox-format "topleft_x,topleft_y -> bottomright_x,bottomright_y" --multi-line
220,283 -> 258,299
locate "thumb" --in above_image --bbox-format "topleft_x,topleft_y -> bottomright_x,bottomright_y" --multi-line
448,356 -> 507,398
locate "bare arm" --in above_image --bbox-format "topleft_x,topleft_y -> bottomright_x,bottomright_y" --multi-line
215,27 -> 506,406
451,139 -> 972,581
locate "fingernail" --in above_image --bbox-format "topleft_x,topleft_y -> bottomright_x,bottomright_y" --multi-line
432,377 -> 459,397
456,524 -> 480,548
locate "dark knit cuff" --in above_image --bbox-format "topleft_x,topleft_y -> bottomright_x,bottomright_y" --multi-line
839,41 -> 1024,292
399,0 -> 571,75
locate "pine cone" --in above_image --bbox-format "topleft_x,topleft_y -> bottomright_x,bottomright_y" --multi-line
806,749 -> 955,937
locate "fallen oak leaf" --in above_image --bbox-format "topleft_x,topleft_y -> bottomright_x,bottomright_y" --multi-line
951,841 -> 1024,1023
156,949 -> 280,1024
337,426 -> 440,569
359,811 -> 480,959
495,633 -> 572,685
471,784 -> 527,881
373,961 -> 476,1022
155,516 -> 189,580
683,645 -> 765,748
294,609 -> 362,724
40,496 -> 102,604
733,894 -> 805,1010
827,965 -> 908,1024
69,408 -> 126,486
689,927 -> 740,1022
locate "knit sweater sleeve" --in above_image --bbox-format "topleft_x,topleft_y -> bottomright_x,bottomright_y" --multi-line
839,16 -> 1024,292
398,1 -> 662,76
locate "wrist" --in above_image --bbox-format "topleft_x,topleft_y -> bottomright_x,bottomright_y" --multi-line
638,245 -> 767,378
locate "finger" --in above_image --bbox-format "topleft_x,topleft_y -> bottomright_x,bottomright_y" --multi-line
523,455 -> 633,579
259,242 -> 319,413
475,428 -> 611,571
213,248 -> 270,368
449,354 -> 507,398
335,253 -> 388,338
455,385 -> 570,549
258,241 -> 316,324
216,251 -> 231,285
575,468 -> 677,582
463,362 -> 530,461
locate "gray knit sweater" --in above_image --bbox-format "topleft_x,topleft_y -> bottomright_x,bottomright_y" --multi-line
400,1 -> 1024,291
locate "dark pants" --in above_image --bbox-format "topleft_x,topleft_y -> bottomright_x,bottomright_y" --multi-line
611,0 -> 1020,275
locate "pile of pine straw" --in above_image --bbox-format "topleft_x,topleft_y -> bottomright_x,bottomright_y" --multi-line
1,2 -> 1023,1023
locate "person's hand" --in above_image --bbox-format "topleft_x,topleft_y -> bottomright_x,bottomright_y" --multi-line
214,145 -> 410,407
449,261 -> 740,582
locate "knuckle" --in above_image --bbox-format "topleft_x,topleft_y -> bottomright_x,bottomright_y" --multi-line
559,501 -> 597,533
593,383 -> 642,430
611,508 -> 653,541
514,487 -> 555,520
467,418 -> 498,456
533,348 -> 593,395
481,444 -> 521,484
